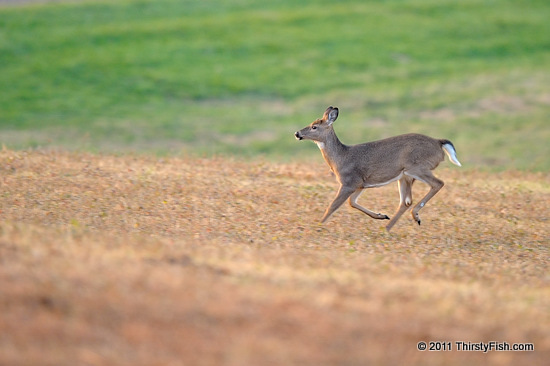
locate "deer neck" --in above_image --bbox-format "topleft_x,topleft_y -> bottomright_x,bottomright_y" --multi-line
317,128 -> 347,172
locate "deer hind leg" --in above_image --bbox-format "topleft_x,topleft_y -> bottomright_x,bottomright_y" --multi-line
385,176 -> 414,232
404,169 -> 444,226
349,189 -> 390,220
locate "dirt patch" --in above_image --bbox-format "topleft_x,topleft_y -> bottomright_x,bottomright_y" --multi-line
0,149 -> 549,365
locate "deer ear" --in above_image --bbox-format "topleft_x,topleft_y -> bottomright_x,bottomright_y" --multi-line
325,106 -> 339,125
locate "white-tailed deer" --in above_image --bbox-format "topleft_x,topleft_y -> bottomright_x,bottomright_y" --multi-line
295,106 -> 461,232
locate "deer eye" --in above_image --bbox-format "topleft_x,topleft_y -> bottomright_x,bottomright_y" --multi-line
311,125 -> 318,130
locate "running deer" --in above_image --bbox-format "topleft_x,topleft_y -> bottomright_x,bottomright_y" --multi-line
294,106 -> 461,232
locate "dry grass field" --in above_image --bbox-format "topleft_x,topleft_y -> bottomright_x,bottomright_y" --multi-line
0,148 -> 549,365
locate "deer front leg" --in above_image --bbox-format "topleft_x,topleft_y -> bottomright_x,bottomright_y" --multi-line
349,189 -> 389,220
320,185 -> 356,223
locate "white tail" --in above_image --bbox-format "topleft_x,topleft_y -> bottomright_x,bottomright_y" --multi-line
442,142 -> 462,166
294,106 -> 461,232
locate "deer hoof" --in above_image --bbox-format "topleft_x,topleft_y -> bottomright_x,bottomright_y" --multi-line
383,215 -> 390,220
412,212 -> 421,225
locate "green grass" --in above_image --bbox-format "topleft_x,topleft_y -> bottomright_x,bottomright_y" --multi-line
1,0 -> 550,170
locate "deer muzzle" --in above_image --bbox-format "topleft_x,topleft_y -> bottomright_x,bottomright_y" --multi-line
294,131 -> 303,140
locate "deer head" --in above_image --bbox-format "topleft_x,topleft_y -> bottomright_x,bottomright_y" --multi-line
294,106 -> 339,143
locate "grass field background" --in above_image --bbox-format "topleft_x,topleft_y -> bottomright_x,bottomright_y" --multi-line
1,0 -> 550,169
1,1 -> 550,365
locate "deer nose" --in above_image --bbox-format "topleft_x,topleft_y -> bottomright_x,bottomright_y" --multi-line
295,131 -> 303,140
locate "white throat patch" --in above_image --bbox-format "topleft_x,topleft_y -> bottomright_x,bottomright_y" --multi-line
315,141 -> 325,150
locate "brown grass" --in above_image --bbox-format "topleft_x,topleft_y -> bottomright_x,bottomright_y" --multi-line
1,149 -> 549,366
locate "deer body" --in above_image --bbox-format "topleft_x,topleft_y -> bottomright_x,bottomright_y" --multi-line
295,106 -> 461,232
